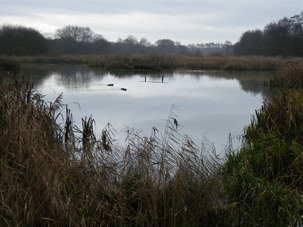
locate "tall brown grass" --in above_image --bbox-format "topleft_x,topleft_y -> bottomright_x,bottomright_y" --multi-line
2,55 -> 303,71
270,62 -> 303,89
0,74 -> 224,226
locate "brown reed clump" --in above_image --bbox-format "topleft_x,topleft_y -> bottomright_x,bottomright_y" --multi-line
2,54 -> 302,71
0,77 -> 225,226
270,62 -> 303,89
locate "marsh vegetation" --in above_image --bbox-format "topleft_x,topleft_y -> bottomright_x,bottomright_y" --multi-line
1,9 -> 303,227
0,74 -> 223,226
0,59 -> 303,226
224,63 -> 303,226
2,54 -> 303,72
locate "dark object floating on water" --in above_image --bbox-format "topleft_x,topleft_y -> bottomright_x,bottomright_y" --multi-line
107,83 -> 114,87
121,88 -> 127,91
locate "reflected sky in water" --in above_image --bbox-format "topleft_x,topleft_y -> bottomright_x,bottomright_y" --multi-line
19,64 -> 273,154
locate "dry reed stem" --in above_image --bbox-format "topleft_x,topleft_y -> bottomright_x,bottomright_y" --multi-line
0,76 -> 224,226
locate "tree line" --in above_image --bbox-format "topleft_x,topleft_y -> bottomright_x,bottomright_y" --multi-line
234,13 -> 303,56
0,25 -> 232,56
0,13 -> 302,56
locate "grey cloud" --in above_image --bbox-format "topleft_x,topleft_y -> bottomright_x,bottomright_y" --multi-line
0,0 -> 300,44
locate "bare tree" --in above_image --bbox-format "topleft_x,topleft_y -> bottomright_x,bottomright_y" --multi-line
55,26 -> 94,43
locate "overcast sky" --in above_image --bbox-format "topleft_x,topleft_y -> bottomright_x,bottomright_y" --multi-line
0,0 -> 301,44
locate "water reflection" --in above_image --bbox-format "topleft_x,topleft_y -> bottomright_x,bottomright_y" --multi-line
18,64 -> 272,99
180,70 -> 273,101
18,64 -> 274,154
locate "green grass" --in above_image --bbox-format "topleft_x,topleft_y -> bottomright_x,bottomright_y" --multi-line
223,62 -> 303,226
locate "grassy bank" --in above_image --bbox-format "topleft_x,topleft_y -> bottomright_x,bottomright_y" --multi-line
1,60 -> 303,226
224,63 -> 303,226
1,55 -> 303,71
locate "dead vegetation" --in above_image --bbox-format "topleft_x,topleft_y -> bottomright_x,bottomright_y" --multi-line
2,55 -> 302,71
0,74 -> 224,226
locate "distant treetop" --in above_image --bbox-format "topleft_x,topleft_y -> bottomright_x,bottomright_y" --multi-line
234,13 -> 303,56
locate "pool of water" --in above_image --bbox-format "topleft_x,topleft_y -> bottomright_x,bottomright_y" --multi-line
18,64 -> 273,154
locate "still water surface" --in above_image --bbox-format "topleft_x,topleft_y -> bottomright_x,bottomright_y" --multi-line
19,64 -> 272,154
